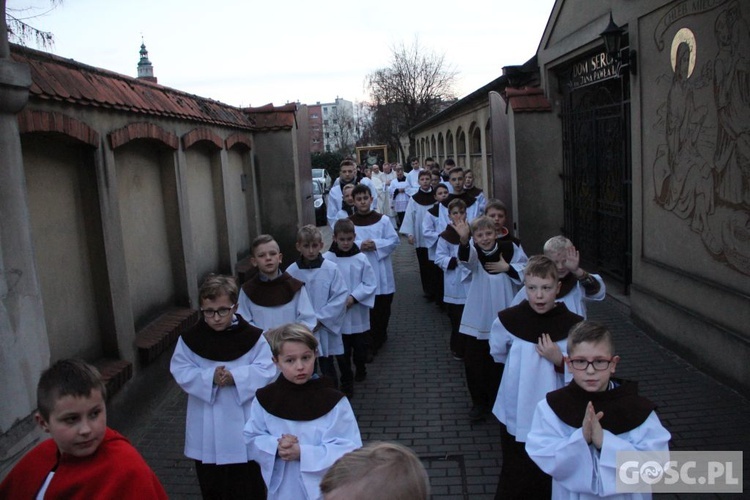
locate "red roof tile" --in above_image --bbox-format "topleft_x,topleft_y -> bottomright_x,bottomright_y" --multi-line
505,86 -> 552,113
10,44 -> 258,131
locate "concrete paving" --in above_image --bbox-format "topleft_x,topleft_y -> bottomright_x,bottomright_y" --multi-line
111,236 -> 750,499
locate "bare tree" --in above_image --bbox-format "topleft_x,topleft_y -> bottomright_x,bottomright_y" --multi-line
327,105 -> 356,155
4,1 -> 61,51
365,37 -> 457,161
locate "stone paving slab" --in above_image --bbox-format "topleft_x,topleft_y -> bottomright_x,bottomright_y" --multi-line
114,236 -> 750,499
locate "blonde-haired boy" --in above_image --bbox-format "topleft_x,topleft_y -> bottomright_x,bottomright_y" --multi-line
244,323 -> 362,500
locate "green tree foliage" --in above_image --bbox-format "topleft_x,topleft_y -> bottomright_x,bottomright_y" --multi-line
365,37 -> 457,161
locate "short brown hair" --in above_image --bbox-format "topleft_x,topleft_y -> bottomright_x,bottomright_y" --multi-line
351,184 -> 371,199
418,170 -> 432,180
567,321 -> 615,355
448,198 -> 467,212
37,359 -> 107,421
251,234 -> 278,256
266,323 -> 318,357
485,199 -> 507,215
524,255 -> 558,282
340,159 -> 357,168
320,442 -> 429,500
199,274 -> 239,304
334,218 -> 355,236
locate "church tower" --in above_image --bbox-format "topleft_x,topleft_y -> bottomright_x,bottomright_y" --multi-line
137,40 -> 157,83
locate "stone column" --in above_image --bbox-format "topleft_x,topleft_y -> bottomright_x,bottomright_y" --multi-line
0,9 -> 51,432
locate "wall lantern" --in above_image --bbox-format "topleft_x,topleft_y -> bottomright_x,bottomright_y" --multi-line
600,12 -> 637,76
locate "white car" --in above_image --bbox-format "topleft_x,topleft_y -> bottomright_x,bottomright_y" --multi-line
312,168 -> 332,193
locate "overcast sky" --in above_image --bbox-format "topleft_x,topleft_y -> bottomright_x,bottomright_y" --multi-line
8,0 -> 556,108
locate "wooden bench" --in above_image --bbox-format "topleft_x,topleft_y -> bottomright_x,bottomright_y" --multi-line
135,307 -> 200,364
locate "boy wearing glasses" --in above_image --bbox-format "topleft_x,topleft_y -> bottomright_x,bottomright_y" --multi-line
526,321 -> 670,499
171,274 -> 277,499
489,255 -> 583,498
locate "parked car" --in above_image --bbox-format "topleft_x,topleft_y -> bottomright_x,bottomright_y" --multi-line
312,168 -> 332,192
313,179 -> 327,226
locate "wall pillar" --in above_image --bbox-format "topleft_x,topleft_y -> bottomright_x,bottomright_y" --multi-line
0,55 -> 50,430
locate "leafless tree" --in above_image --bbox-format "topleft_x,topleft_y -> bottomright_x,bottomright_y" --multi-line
4,1 -> 62,52
327,105 -> 356,155
365,37 -> 457,161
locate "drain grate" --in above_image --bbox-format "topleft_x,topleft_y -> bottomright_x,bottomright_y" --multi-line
420,453 -> 468,499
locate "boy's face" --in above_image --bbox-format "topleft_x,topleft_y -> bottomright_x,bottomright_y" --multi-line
353,192 -> 372,214
434,187 -> 449,202
297,239 -> 323,262
37,389 -> 107,458
418,174 -> 431,190
274,341 -> 316,385
566,341 -> 620,393
335,231 -> 356,252
545,249 -> 571,279
464,171 -> 474,187
449,171 -> 464,193
394,166 -> 405,178
486,208 -> 506,232
252,241 -> 283,277
524,274 -> 561,314
340,164 -> 356,183
449,206 -> 466,225
473,227 -> 497,251
343,186 -> 354,204
201,293 -> 237,331
431,174 -> 441,187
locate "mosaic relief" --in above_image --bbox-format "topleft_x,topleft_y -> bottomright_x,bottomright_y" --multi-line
652,0 -> 750,276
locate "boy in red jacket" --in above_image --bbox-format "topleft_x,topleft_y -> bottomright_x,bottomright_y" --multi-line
0,359 -> 167,499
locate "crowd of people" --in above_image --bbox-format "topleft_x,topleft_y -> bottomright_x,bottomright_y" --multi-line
0,157 -> 671,500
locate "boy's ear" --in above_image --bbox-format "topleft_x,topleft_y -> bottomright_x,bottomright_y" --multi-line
610,355 -> 621,372
35,412 -> 50,433
555,280 -> 562,294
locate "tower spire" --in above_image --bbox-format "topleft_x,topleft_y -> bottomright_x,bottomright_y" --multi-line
137,38 -> 157,83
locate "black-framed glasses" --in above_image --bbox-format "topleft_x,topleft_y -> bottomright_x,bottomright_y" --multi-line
202,306 -> 235,318
568,358 -> 614,371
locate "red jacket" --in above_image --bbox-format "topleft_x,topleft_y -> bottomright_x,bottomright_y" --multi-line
0,427 -> 167,499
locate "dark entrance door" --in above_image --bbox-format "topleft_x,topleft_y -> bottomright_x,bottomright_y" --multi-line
559,53 -> 632,290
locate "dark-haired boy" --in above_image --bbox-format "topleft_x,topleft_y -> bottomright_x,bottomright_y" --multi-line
438,167 -> 482,226
350,184 -> 399,354
388,165 -> 410,229
0,359 -> 167,499
324,219 -> 377,396
399,169 -> 436,301
171,274 -> 277,499
489,255 -> 584,499
526,321 -> 670,499
236,234 -> 317,332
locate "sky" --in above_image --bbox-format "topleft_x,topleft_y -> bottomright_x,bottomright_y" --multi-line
7,0 -> 557,108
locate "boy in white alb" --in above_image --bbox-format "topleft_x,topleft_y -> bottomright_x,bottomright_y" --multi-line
422,183 -> 450,307
327,160 -> 359,230
456,216 -> 525,421
388,164 -> 410,229
324,219 -> 377,398
512,235 -> 605,317
171,275 -> 277,498
399,169 -> 436,301
237,234 -> 317,333
286,225 -> 349,386
526,321 -> 670,500
349,184 -> 399,355
435,198 -> 470,360
244,323 -> 362,500
489,255 -> 584,498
